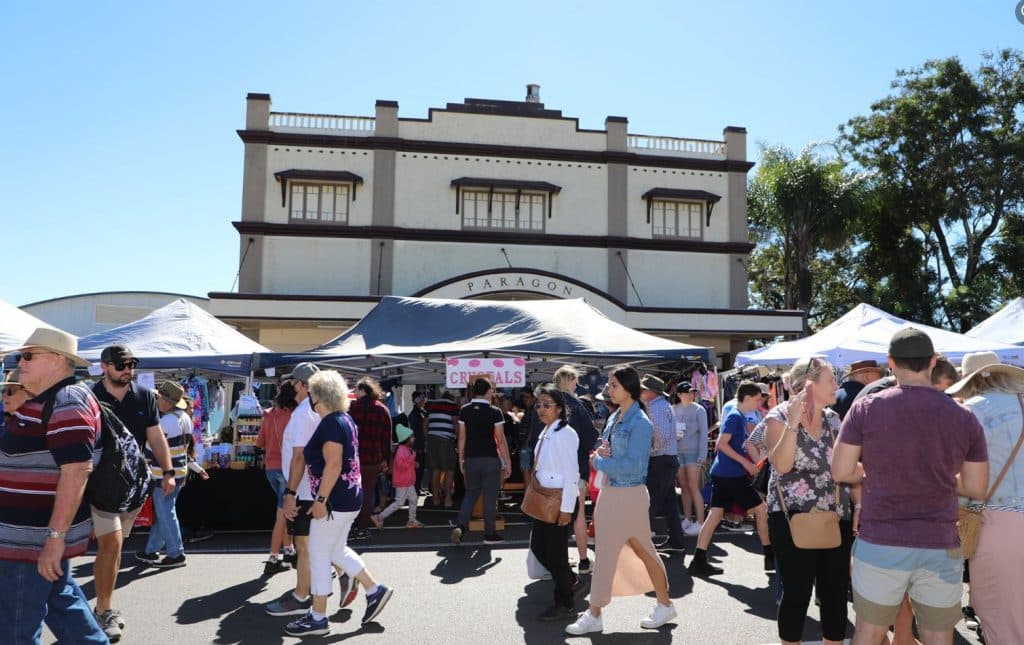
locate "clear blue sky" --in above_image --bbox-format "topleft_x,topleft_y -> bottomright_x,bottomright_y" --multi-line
2,1 -> 1020,306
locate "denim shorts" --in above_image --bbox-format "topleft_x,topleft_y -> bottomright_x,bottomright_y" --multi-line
677,450 -> 703,467
265,469 -> 287,509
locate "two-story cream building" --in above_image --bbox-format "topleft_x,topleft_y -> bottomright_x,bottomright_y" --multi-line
209,87 -> 803,365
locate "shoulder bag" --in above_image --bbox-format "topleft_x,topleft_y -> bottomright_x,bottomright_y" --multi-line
958,394 -> 1024,558
521,428 -> 563,524
776,480 -> 841,549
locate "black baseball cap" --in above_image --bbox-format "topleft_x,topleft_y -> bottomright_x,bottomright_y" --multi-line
888,328 -> 935,359
100,345 -> 135,364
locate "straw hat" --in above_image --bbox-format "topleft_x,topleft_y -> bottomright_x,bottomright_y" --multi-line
1,369 -> 20,388
13,328 -> 89,368
945,351 -> 1024,396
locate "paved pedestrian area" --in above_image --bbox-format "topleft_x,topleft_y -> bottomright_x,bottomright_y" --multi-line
43,520 -> 983,644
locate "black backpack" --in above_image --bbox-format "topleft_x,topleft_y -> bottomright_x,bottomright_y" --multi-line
42,387 -> 152,513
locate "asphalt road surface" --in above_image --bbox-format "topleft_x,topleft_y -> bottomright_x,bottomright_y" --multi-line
45,503 -> 983,644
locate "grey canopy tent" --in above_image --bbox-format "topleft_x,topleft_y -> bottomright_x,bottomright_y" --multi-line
77,299 -> 272,376
258,296 -> 713,383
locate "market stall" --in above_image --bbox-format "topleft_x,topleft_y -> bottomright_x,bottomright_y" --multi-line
76,299 -> 276,530
0,298 -> 65,352
967,297 -> 1024,346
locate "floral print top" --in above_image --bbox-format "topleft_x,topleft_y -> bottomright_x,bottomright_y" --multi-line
765,401 -> 851,519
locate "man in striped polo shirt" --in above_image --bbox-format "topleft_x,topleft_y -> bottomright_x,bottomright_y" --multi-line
136,380 -> 190,569
0,328 -> 107,643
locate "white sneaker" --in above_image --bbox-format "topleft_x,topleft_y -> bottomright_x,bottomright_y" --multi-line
680,518 -> 692,531
565,611 -> 603,635
684,523 -> 701,536
640,602 -> 677,629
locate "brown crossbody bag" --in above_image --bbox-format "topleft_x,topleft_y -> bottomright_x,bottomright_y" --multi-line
958,394 -> 1024,559
521,428 -> 563,524
776,480 -> 842,550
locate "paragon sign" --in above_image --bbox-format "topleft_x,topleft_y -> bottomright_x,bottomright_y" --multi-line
463,273 -> 576,297
445,357 -> 526,389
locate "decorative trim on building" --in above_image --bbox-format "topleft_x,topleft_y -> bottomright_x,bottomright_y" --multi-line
231,221 -> 756,255
450,177 -> 562,217
238,130 -> 755,174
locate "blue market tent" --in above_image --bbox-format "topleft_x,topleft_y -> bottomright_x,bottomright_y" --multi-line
77,299 -> 271,376
259,296 -> 713,383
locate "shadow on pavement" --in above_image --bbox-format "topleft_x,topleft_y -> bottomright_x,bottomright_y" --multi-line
430,546 -> 501,583
702,576 -> 777,620
176,576 -> 270,626
71,560 -> 162,601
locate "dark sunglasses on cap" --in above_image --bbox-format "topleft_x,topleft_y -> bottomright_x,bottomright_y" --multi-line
106,360 -> 138,371
15,350 -> 59,362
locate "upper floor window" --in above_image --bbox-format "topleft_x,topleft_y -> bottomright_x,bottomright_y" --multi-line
651,200 -> 703,239
290,183 -> 350,224
461,190 -> 545,231
451,177 -> 561,233
642,187 -> 721,240
273,169 -> 363,225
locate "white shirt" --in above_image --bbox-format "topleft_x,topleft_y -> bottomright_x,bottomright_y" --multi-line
533,422 -> 580,513
280,398 -> 321,501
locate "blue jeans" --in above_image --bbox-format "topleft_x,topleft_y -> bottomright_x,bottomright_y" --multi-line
0,559 -> 107,644
146,483 -> 184,557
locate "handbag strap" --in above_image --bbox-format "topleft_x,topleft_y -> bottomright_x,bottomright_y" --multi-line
980,394 -> 1024,504
531,425 -> 550,476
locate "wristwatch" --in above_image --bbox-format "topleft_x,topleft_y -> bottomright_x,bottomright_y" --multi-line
315,495 -> 327,504
284,488 -> 297,497
46,528 -> 66,540
163,470 -> 176,478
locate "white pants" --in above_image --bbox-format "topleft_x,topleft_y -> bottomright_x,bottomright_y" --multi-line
379,486 -> 418,522
308,509 -> 365,597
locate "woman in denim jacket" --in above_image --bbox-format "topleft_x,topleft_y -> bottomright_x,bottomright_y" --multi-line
565,367 -> 676,636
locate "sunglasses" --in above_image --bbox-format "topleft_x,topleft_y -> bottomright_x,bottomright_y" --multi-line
534,402 -> 557,410
106,360 -> 138,371
3,386 -> 22,397
15,350 -> 59,363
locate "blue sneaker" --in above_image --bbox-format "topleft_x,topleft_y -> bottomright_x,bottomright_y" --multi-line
361,585 -> 393,624
264,590 -> 312,617
284,611 -> 330,637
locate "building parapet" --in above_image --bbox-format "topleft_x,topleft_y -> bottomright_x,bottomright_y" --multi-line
269,111 -> 376,135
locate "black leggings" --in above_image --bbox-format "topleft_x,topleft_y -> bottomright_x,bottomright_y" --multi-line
768,511 -> 854,642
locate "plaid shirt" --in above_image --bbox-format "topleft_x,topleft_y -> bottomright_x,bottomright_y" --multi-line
348,397 -> 392,465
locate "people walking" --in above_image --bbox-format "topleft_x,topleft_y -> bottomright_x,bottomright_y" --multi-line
451,378 -> 512,545
528,384 -> 581,622
553,365 -> 599,574
673,382 -> 709,536
566,366 -> 675,636
832,329 -> 990,645
947,351 -> 1024,644
639,374 -> 687,553
688,381 -> 772,577
256,382 -> 298,574
283,370 -> 393,637
763,357 -> 855,645
348,377 -> 393,541
372,424 -> 423,528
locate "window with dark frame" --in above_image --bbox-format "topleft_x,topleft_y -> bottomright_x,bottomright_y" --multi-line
461,189 -> 546,231
289,183 -> 351,224
651,200 -> 703,239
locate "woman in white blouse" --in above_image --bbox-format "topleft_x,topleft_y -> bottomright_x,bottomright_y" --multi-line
528,383 -> 581,622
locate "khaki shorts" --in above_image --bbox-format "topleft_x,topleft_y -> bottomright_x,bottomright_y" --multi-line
91,505 -> 143,539
851,538 -> 964,632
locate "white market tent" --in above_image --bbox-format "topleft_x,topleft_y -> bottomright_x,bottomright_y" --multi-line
77,299 -> 272,376
967,297 -> 1024,346
0,298 -> 62,352
259,296 -> 714,383
735,303 -> 1024,369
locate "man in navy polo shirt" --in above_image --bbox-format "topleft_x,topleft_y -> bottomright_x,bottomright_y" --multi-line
91,345 -> 175,642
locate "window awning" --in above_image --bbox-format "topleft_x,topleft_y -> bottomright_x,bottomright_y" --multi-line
451,177 -> 561,218
273,170 -> 364,206
641,188 -> 721,225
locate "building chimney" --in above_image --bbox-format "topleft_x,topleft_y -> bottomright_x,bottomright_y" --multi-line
525,83 -> 541,103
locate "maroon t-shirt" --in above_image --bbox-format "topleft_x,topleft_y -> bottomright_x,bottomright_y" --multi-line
837,384 -> 987,549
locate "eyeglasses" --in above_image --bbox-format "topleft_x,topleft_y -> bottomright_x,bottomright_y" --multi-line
534,402 -> 557,410
3,386 -> 22,397
106,360 -> 138,371
15,350 -> 59,363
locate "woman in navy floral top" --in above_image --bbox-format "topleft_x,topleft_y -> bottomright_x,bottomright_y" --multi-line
282,370 -> 394,638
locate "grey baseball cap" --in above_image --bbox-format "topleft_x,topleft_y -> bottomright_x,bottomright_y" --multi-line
289,362 -> 320,384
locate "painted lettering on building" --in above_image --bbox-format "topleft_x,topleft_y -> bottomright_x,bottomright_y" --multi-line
464,273 -> 574,297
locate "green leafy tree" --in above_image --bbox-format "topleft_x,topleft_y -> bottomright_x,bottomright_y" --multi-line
840,50 -> 1024,331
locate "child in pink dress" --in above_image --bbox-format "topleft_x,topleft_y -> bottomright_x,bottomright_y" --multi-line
371,425 -> 423,528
